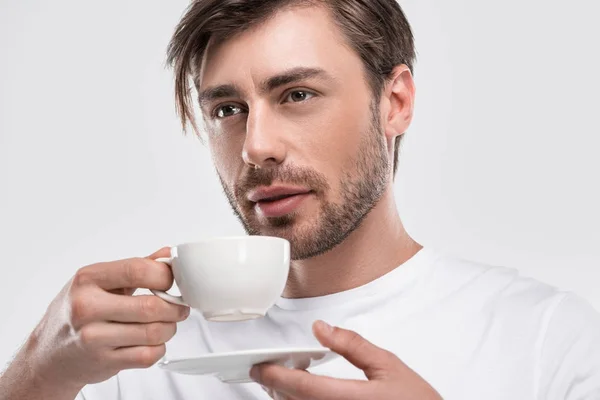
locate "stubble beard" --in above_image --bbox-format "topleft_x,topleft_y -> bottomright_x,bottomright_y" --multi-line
218,102 -> 390,260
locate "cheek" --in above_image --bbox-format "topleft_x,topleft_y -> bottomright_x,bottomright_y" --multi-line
299,98 -> 370,171
208,134 -> 244,182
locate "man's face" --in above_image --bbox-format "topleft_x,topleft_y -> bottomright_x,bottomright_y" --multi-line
198,6 -> 390,260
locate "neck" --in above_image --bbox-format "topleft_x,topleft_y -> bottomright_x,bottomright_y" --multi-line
283,187 -> 422,299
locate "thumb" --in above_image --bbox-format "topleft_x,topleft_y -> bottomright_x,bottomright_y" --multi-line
312,320 -> 399,380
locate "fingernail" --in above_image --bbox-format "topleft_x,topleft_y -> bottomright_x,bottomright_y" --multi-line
317,320 -> 333,334
250,366 -> 262,383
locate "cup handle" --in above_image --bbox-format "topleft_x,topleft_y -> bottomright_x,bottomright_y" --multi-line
150,257 -> 188,306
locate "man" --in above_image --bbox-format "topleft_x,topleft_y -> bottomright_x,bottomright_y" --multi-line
1,0 -> 599,399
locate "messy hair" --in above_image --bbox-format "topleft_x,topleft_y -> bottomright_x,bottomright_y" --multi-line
167,0 -> 416,177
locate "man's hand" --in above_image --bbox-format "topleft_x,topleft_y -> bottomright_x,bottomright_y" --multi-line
250,321 -> 442,400
0,247 -> 190,400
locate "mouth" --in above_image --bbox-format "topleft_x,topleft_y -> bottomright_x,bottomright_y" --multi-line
248,186 -> 314,218
255,192 -> 313,218
248,186 -> 311,202
248,187 -> 313,218
258,193 -> 304,202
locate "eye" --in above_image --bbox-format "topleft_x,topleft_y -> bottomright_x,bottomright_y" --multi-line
284,90 -> 315,103
214,104 -> 244,119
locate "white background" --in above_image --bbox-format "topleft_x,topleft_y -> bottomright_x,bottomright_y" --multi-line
1,0 -> 598,368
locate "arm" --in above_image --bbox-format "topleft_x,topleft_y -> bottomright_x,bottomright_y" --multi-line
0,248 -> 189,400
0,340 -> 81,400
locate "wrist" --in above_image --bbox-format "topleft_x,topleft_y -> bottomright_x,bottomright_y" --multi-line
4,335 -> 84,400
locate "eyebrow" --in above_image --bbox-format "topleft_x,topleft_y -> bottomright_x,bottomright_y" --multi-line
197,67 -> 334,107
198,84 -> 242,108
261,67 -> 333,93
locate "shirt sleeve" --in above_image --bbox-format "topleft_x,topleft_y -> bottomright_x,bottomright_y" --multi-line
537,293 -> 600,400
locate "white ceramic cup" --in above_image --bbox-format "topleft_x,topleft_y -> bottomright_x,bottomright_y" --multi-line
151,236 -> 290,322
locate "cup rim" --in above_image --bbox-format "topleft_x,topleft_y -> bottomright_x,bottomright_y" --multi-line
174,235 -> 289,251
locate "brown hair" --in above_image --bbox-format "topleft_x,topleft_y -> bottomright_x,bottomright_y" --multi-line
166,0 -> 416,177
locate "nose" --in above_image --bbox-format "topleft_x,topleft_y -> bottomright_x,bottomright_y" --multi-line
242,105 -> 287,169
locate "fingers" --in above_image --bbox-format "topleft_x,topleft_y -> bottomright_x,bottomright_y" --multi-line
74,257 -> 174,291
146,247 -> 172,260
312,320 -> 401,380
78,322 -> 178,349
251,363 -> 371,400
252,322 -> 399,399
111,344 -> 167,370
71,291 -> 190,328
109,294 -> 190,323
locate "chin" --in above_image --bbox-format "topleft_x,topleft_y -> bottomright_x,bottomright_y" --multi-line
245,216 -> 298,238
251,223 -> 295,240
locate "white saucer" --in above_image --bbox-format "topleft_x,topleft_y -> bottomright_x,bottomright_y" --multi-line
158,347 -> 337,383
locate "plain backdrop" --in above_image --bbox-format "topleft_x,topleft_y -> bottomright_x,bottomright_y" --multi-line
0,0 -> 599,367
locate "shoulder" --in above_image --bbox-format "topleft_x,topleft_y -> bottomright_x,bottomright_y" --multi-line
540,292 -> 600,357
420,248 -> 599,329
536,293 -> 600,399
424,248 -> 563,306
427,246 -> 600,333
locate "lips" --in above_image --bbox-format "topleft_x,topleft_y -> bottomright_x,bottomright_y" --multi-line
247,186 -> 311,203
247,186 -> 313,218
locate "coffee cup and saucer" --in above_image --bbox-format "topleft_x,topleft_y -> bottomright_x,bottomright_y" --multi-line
150,236 -> 337,383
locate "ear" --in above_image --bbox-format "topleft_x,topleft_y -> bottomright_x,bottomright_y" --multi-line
380,65 -> 416,143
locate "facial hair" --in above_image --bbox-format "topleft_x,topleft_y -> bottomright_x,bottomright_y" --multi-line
218,101 -> 390,260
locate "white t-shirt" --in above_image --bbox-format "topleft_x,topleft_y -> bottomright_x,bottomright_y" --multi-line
77,247 -> 600,399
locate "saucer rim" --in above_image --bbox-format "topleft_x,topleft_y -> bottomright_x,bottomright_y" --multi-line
159,346 -> 332,366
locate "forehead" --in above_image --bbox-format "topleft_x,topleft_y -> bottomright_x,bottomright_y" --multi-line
197,5 -> 363,92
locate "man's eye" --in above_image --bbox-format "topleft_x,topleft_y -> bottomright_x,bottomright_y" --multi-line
215,105 -> 243,118
284,90 -> 315,103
